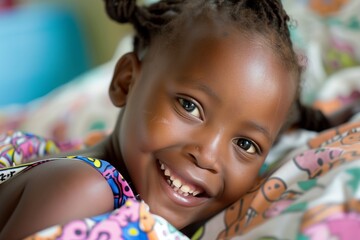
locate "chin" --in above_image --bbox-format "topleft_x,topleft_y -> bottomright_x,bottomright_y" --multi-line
151,207 -> 188,229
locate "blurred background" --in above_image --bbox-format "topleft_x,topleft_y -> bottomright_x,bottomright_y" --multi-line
0,0 -> 132,106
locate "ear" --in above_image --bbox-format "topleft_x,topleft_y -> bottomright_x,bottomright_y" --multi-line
109,52 -> 141,107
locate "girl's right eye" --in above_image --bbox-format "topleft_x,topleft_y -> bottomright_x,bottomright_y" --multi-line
178,98 -> 201,119
235,138 -> 258,154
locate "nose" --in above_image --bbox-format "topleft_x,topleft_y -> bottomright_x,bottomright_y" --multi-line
185,130 -> 223,173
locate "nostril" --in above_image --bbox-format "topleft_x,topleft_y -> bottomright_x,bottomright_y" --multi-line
186,145 -> 218,172
186,145 -> 200,163
188,152 -> 218,173
188,153 -> 197,161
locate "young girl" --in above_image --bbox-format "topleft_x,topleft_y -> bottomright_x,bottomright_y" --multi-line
0,0 -> 333,239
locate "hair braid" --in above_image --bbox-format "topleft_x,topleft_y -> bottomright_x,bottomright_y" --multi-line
104,0 -> 183,54
104,0 -> 299,74
225,0 -> 292,45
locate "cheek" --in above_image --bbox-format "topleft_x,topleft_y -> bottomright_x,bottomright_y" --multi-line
222,161 -> 262,203
124,94 -> 180,152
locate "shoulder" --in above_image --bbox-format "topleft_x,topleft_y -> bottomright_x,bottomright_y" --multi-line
32,158 -> 114,198
0,158 -> 114,239
23,158 -> 114,209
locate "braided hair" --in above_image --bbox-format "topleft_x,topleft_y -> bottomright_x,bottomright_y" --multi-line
105,0 -> 183,56
104,0 -> 300,74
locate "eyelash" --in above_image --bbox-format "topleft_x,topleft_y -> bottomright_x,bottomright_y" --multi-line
234,138 -> 261,155
177,97 -> 202,120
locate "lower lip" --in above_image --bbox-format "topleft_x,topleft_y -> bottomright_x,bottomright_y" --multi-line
157,165 -> 208,208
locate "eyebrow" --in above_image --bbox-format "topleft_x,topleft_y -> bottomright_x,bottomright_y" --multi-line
245,120 -> 273,143
190,81 -> 221,103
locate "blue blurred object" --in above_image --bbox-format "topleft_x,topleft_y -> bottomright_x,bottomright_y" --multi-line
0,3 -> 91,106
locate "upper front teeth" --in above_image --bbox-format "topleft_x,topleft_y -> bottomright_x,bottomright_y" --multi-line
160,162 -> 200,197
173,179 -> 182,188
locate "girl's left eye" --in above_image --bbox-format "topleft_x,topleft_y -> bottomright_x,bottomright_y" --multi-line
178,98 -> 201,118
235,138 -> 259,154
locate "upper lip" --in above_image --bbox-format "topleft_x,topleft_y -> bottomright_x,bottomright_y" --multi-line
158,160 -> 215,198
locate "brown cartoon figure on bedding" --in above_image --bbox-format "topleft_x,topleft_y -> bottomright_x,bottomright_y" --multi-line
217,189 -> 258,238
218,177 -> 288,238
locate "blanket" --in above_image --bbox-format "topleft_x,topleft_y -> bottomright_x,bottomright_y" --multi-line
1,121 -> 359,239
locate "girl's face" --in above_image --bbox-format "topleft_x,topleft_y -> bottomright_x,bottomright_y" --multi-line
110,23 -> 296,229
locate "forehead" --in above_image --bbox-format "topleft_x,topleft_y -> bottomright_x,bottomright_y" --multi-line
150,16 -> 294,76
149,19 -> 296,93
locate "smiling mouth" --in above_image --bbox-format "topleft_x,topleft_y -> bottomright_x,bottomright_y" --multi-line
158,161 -> 206,198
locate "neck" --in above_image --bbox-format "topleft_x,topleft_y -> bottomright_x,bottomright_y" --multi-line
83,132 -> 138,196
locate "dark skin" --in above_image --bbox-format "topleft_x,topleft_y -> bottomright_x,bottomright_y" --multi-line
0,158 -> 114,240
0,19 -> 298,239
